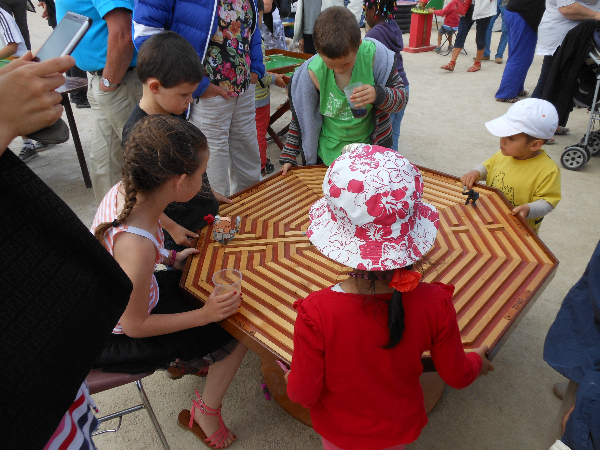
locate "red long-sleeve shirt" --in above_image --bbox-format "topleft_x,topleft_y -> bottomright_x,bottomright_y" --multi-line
434,0 -> 461,28
287,282 -> 482,450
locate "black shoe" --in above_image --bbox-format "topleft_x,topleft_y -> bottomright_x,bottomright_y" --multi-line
25,118 -> 70,145
261,161 -> 275,175
75,100 -> 91,109
18,142 -> 38,162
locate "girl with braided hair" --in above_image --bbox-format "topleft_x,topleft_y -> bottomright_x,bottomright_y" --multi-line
364,0 -> 410,151
91,115 -> 246,449
286,145 -> 493,450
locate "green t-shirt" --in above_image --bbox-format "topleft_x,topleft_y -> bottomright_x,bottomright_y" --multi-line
308,40 -> 376,166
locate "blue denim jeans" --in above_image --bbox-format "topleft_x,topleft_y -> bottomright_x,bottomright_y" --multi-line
484,0 -> 508,58
454,5 -> 491,50
390,86 -> 409,152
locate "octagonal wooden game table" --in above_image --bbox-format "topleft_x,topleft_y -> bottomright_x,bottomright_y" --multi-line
181,165 -> 558,426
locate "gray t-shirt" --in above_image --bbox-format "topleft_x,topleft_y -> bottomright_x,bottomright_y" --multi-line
303,0 -> 323,34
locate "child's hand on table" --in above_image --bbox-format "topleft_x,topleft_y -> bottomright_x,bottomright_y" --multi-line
350,84 -> 376,108
460,170 -> 480,189
212,188 -> 233,204
172,247 -> 200,270
170,224 -> 199,248
511,204 -> 530,220
474,345 -> 495,376
203,289 -> 243,323
281,162 -> 293,176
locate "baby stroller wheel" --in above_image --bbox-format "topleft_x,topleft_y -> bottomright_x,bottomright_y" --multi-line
592,134 -> 600,156
561,146 -> 588,170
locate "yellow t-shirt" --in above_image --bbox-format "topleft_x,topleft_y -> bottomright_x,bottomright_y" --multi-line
483,149 -> 561,232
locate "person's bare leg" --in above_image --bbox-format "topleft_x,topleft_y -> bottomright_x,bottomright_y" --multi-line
474,48 -> 484,63
451,46 -> 461,62
194,343 -> 248,447
438,33 -> 442,47
449,35 -> 454,46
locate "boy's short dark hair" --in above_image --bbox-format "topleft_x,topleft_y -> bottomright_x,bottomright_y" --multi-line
137,31 -> 204,89
522,132 -> 548,145
313,6 -> 361,59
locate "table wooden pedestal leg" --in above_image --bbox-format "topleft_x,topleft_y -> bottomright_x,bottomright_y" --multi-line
260,357 -> 445,427
260,357 -> 312,427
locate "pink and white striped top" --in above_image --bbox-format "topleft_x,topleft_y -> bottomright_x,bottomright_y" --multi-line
90,183 -> 168,334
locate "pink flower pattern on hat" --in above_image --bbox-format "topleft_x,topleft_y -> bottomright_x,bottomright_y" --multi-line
307,144 -> 439,271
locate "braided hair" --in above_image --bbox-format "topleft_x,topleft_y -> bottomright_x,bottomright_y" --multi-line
94,115 -> 208,243
364,0 -> 396,21
359,264 -> 414,349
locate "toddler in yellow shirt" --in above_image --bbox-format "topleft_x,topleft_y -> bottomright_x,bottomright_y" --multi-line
461,98 -> 561,233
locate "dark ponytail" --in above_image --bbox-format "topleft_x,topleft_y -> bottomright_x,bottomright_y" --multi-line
384,290 -> 405,349
358,264 -> 414,349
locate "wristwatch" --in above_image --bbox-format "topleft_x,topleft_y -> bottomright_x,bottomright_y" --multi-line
100,77 -> 119,89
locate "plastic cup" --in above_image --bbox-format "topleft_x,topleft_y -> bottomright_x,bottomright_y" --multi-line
343,82 -> 368,119
212,269 -> 242,295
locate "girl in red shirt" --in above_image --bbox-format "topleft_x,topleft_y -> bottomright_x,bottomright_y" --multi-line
286,144 -> 494,450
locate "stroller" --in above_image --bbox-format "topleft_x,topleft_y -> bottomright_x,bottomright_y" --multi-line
561,29 -> 600,170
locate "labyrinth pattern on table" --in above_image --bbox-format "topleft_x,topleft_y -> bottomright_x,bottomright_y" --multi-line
181,166 -> 558,364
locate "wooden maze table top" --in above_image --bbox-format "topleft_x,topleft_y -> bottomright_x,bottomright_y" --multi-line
181,165 -> 558,424
182,165 -> 557,367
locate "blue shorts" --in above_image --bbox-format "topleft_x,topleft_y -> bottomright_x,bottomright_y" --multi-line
439,24 -> 458,34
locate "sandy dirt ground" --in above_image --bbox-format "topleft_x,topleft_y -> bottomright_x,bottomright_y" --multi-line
14,11 -> 600,450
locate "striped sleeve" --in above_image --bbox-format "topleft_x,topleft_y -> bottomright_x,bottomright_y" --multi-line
279,116 -> 301,166
372,69 -> 407,114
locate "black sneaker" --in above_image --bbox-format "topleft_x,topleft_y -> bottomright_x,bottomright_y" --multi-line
18,143 -> 38,162
261,160 -> 275,175
34,141 -> 56,151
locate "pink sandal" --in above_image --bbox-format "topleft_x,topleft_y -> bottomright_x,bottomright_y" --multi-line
467,62 -> 481,72
177,391 -> 236,449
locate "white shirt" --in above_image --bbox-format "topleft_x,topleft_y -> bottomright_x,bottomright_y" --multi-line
537,0 -> 600,55
0,8 -> 26,57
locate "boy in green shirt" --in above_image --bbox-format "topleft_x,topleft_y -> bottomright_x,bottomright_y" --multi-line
279,6 -> 407,173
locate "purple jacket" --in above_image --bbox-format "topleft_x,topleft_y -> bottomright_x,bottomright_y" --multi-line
365,21 -> 408,87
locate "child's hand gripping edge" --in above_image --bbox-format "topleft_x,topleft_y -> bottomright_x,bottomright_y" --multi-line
474,345 -> 495,376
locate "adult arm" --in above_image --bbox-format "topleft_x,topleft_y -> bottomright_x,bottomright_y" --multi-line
0,54 -> 74,151
132,0 -> 174,49
287,299 -> 325,407
250,26 -> 266,81
159,212 -> 198,247
558,2 -> 600,20
100,8 -> 135,91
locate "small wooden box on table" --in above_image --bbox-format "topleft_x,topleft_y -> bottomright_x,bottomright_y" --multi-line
181,166 -> 558,426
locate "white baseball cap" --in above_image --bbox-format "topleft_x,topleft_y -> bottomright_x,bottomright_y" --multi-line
485,98 -> 558,140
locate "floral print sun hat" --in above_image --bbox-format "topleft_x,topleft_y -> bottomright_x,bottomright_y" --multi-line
307,144 -> 440,271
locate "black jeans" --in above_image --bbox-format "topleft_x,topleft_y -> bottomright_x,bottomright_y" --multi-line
454,5 -> 491,50
532,54 -> 555,99
0,0 -> 30,50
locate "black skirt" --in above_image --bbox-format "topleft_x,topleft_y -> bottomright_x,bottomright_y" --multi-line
94,270 -> 237,374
